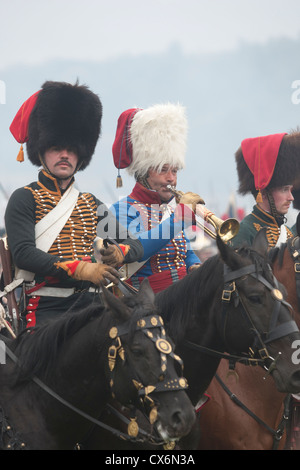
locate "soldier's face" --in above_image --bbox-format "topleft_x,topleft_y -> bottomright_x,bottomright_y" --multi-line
271,185 -> 294,215
44,147 -> 79,187
146,165 -> 178,201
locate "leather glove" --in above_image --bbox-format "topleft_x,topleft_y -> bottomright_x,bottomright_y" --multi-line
99,245 -> 125,267
73,261 -> 120,286
179,192 -> 205,212
188,263 -> 201,273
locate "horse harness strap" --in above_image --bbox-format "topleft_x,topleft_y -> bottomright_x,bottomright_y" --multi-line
215,374 -> 291,450
0,406 -> 26,450
183,340 -> 264,367
222,262 -> 298,370
288,236 -> 300,311
186,261 -> 298,372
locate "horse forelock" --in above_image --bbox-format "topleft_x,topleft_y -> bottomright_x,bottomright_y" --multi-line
236,244 -> 274,283
122,295 -> 159,340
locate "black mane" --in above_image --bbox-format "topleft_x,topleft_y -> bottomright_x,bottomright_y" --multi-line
8,292 -> 158,386
10,303 -> 107,384
156,243 -> 273,343
156,254 -> 223,343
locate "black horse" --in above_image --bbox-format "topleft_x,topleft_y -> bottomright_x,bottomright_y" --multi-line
84,229 -> 300,449
156,230 -> 300,406
0,280 -> 195,450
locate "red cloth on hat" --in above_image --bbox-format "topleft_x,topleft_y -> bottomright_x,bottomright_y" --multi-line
241,133 -> 287,191
112,108 -> 141,170
9,90 -> 40,144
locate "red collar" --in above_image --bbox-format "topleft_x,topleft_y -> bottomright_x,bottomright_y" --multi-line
129,182 -> 163,205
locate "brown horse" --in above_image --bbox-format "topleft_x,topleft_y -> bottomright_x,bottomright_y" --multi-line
198,229 -> 300,450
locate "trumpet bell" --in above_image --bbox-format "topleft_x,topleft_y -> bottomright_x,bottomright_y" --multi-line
217,217 -> 240,242
166,185 -> 240,242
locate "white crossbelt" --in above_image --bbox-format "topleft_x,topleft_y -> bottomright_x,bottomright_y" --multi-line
14,184 -> 79,284
275,225 -> 288,247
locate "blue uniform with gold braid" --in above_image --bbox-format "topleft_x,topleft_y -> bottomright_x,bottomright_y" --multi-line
112,182 -> 200,293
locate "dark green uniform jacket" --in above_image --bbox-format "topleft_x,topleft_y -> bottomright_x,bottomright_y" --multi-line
4,170 -> 143,327
230,204 -> 293,249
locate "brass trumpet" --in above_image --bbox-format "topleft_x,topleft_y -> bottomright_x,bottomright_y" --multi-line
167,185 -> 239,242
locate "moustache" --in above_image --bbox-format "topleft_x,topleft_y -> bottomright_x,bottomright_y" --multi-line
55,160 -> 72,168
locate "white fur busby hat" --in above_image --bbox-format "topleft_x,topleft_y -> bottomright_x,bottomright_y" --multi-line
112,103 -> 187,186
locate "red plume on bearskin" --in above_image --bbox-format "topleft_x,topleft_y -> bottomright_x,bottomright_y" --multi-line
235,131 -> 300,196
10,81 -> 102,170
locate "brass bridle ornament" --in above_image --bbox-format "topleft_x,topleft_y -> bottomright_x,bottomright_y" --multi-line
108,314 -> 188,442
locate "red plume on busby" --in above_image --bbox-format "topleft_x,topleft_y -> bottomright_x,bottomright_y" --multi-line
10,81 -> 102,170
235,132 -> 300,201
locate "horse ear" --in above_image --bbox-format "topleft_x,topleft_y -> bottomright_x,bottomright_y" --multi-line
101,285 -> 131,321
251,228 -> 268,258
137,278 -> 155,305
216,235 -> 242,270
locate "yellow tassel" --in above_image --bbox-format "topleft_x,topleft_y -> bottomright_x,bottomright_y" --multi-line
256,190 -> 263,203
16,144 -> 24,162
116,175 -> 123,188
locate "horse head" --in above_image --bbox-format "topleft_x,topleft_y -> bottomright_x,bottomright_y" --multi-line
101,279 -> 196,444
216,228 -> 300,393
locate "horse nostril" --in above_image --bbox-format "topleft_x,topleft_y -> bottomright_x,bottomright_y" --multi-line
171,410 -> 186,429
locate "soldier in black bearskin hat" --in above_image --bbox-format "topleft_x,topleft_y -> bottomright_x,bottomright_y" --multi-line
230,132 -> 300,248
4,81 -> 144,328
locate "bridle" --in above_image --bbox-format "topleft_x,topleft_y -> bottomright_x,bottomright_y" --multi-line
107,312 -> 188,439
185,260 -> 298,373
184,259 -> 298,450
287,236 -> 300,311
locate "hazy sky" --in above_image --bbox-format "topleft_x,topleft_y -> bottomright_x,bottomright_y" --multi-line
1,0 -> 300,71
1,0 -> 300,226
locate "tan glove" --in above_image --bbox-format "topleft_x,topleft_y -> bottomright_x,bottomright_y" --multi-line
179,192 -> 205,212
188,263 -> 201,273
99,245 -> 125,267
71,261 -> 119,286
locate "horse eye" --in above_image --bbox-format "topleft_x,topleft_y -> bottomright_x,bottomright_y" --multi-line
249,294 -> 262,304
130,347 -> 143,357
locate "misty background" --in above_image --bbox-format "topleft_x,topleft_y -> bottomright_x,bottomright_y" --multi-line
1,0 -> 300,229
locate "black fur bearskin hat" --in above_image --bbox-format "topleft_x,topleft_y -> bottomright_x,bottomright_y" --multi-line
25,81 -> 102,170
235,131 -> 300,198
